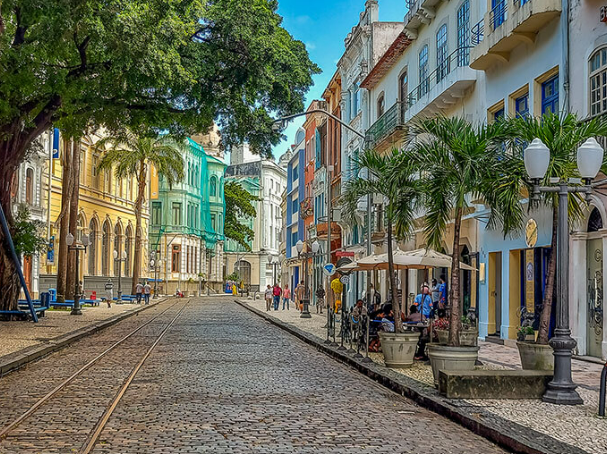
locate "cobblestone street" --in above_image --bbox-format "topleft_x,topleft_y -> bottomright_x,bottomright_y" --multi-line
0,297 -> 509,453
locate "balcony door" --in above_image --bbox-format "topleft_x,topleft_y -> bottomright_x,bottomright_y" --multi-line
399,70 -> 408,117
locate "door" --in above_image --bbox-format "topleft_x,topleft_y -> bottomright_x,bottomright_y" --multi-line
587,238 -> 604,358
488,252 -> 502,336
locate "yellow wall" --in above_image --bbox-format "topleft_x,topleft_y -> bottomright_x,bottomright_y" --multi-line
508,250 -> 522,340
43,133 -> 149,280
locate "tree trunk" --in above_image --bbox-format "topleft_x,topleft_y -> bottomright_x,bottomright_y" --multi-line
537,205 -> 558,344
66,142 -> 81,300
56,141 -> 73,303
387,220 -> 401,332
131,161 -> 146,294
448,207 -> 464,347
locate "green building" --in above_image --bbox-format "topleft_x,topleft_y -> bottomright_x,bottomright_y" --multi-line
149,133 -> 226,295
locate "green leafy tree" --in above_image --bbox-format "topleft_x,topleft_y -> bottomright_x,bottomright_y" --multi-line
224,180 -> 259,251
0,0 -> 318,309
406,116 -> 513,346
342,149 -> 420,332
97,132 -> 186,295
499,113 -> 607,344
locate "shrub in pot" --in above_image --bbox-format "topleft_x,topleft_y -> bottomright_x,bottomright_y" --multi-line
433,316 -> 478,346
515,310 -> 553,370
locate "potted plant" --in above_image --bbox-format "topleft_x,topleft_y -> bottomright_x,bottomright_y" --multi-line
434,316 -> 478,346
406,117 -> 514,385
342,149 -> 421,368
517,325 -> 536,343
515,307 -> 553,370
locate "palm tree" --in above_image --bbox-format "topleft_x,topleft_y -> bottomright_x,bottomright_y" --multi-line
498,113 -> 607,344
341,148 -> 420,332
97,132 -> 186,295
405,116 -> 514,346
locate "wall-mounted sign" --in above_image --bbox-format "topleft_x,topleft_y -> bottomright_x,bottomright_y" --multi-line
323,263 -> 336,276
525,219 -> 538,248
336,251 -> 355,257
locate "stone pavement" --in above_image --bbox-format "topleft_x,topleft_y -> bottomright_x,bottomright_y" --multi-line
0,297 -> 509,453
242,298 -> 607,454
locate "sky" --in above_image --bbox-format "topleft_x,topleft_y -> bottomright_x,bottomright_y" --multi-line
270,0 -> 407,159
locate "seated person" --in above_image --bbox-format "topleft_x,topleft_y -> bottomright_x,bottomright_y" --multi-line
368,309 -> 385,352
352,299 -> 366,321
405,305 -> 423,323
380,304 -> 394,333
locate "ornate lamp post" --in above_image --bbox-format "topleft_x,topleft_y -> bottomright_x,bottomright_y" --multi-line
150,258 -> 162,298
296,239 -> 320,319
524,137 -> 604,405
66,232 -> 90,316
113,249 -> 127,303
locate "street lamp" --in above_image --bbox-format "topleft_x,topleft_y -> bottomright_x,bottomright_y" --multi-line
271,255 -> 279,285
296,239 -> 320,318
66,232 -> 90,315
524,137 -> 604,405
113,249 -> 127,303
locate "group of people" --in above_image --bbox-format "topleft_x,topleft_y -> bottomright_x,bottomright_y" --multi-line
413,276 -> 448,319
104,279 -> 152,308
263,282 -> 327,314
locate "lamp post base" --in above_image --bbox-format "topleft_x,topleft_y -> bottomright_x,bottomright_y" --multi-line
70,308 -> 82,316
542,333 -> 583,405
542,387 -> 583,405
300,300 -> 311,319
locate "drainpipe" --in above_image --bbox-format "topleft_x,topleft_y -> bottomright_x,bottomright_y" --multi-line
561,0 -> 570,113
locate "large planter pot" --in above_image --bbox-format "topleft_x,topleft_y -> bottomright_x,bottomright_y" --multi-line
516,341 -> 554,371
436,328 -> 478,346
428,344 -> 480,386
379,331 -> 420,368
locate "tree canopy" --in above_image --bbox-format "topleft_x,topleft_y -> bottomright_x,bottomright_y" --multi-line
224,180 -> 259,251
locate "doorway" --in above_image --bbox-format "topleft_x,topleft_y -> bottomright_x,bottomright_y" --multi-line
488,252 -> 502,336
587,238 -> 604,358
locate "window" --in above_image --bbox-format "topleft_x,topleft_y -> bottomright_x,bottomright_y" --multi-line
210,176 -> 217,197
419,45 -> 429,97
171,244 -> 181,273
399,71 -> 408,105
293,165 -> 298,181
542,75 -> 559,115
492,0 -> 505,30
494,108 -> 505,121
457,1 -> 470,66
172,202 -> 182,225
291,231 -> 298,247
292,198 -> 298,213
590,48 -> 607,117
152,202 -> 162,225
351,83 -> 360,119
211,214 -> 216,231
25,168 -> 33,204
515,93 -> 529,117
377,94 -> 385,118
436,24 -> 449,82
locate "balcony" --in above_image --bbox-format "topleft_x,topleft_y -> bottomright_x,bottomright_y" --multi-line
300,197 -> 313,218
470,0 -> 561,70
365,102 -> 407,152
316,222 -> 341,240
404,0 -> 447,39
404,46 -> 477,121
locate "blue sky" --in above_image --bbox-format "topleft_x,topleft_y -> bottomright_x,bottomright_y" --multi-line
271,0 -> 407,159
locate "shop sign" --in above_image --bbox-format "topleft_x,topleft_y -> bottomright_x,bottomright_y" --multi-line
525,219 -> 538,248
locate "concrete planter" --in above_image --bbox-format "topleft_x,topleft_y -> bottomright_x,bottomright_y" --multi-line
379,331 -> 420,368
516,341 -> 554,371
436,328 -> 479,346
428,344 -> 480,387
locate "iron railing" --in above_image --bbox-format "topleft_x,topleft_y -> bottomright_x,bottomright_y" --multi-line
490,0 -> 507,31
407,46 -> 475,110
364,102 -> 406,150
472,19 -> 484,45
405,0 -> 420,23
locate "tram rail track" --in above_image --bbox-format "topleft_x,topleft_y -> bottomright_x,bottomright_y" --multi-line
0,298 -> 190,450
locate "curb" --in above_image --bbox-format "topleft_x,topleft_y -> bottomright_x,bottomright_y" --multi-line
236,299 -> 588,454
0,298 -> 169,377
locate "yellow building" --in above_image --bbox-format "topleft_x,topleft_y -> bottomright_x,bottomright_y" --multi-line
40,131 -> 149,296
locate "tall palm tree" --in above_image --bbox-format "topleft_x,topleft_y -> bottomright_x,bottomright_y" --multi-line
97,132 -> 185,294
342,148 -> 420,332
405,116 -> 514,346
498,113 -> 607,344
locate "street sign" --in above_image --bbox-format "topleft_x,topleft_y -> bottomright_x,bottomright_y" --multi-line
340,275 -> 350,285
336,251 -> 355,257
323,263 -> 336,276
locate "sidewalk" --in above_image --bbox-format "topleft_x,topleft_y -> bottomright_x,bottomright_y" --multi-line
0,300 -> 162,368
243,297 -> 607,454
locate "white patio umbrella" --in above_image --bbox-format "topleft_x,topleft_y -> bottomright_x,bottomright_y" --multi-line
339,248 -> 475,272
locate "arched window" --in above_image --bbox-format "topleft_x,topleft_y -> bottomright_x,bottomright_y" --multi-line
436,24 -> 448,82
588,207 -> 604,232
419,45 -> 429,97
210,176 -> 217,197
590,48 -> 607,117
102,221 -> 111,276
377,93 -> 385,118
457,1 -> 470,66
125,225 -> 133,276
114,223 -> 122,277
88,219 -> 98,276
25,168 -> 34,204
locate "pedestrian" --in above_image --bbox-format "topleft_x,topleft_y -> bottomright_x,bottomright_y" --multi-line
438,275 -> 448,310
143,281 -> 151,305
104,279 -> 113,308
282,284 -> 290,310
296,281 -> 306,313
264,284 -> 273,311
316,286 -> 325,314
414,285 -> 433,319
272,283 -> 281,310
136,282 -> 144,303
431,278 -> 440,312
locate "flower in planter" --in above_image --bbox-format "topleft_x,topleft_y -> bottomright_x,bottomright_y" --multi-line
433,317 -> 449,331
517,325 -> 535,342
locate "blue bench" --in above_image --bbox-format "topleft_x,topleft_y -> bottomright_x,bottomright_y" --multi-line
1,305 -> 49,318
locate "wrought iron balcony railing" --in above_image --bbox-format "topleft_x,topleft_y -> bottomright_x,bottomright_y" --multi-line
364,101 -> 406,150
490,0 -> 507,31
472,20 -> 484,45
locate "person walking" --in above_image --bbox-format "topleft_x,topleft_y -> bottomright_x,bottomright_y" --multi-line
296,280 -> 306,313
272,283 -> 281,310
316,286 -> 325,314
414,285 -> 433,319
104,279 -> 113,308
135,282 -> 144,304
282,284 -> 290,310
438,275 -> 448,310
143,281 -> 151,305
264,285 -> 273,311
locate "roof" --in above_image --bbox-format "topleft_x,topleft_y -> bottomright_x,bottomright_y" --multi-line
361,32 -> 412,90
